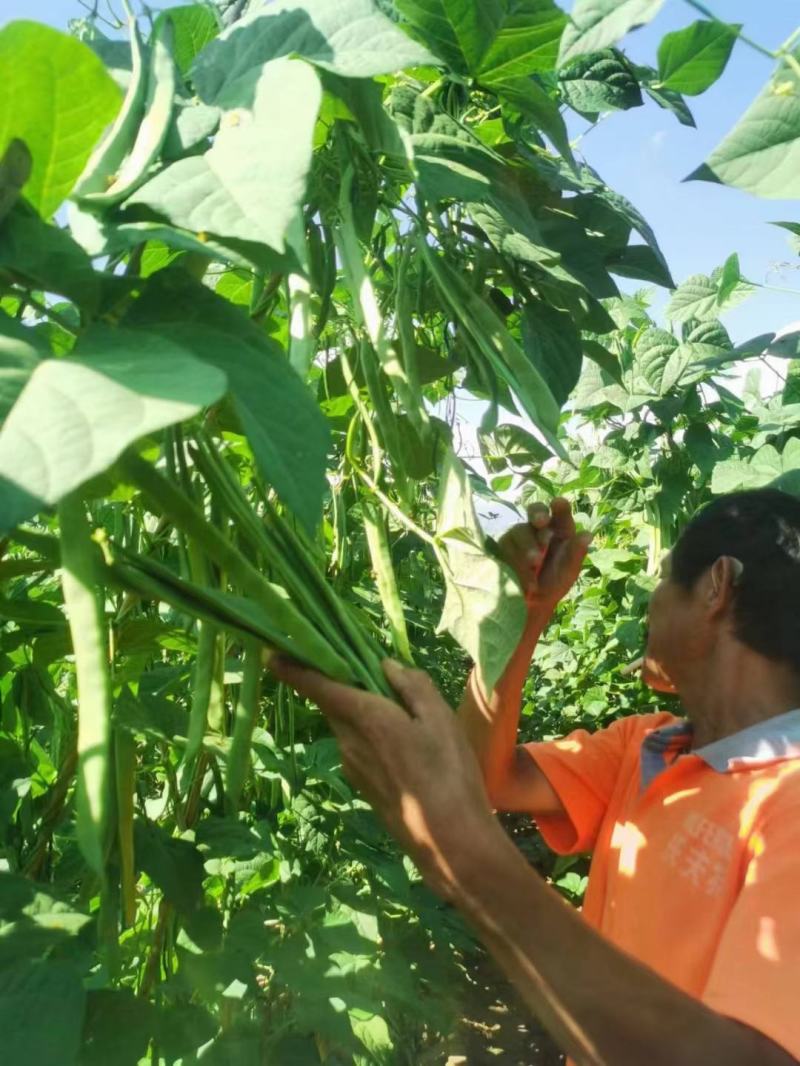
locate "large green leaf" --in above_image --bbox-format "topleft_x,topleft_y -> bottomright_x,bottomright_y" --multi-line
130,58 -> 321,254
0,22 -> 121,217
559,49 -> 643,114
154,4 -> 218,76
124,270 -> 331,533
397,0 -> 565,78
633,327 -> 677,393
520,300 -> 583,406
134,819 -> 205,915
435,449 -> 526,692
0,326 -> 227,533
688,59 -> 800,198
657,19 -> 739,96
572,165 -> 674,288
667,262 -> 753,323
559,0 -> 665,65
192,0 -> 437,108
642,77 -> 696,127
0,312 -> 45,421
0,874 -> 92,966
606,244 -> 674,288
0,202 -> 100,313
396,0 -> 570,155
79,990 -> 156,1066
711,439 -> 800,495
0,958 -> 86,1066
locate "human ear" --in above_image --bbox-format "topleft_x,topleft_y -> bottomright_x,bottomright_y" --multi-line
708,556 -> 742,608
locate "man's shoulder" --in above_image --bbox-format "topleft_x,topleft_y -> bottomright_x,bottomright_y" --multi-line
606,709 -> 681,742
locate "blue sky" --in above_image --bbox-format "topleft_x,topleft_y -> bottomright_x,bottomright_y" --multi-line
5,0 -> 799,343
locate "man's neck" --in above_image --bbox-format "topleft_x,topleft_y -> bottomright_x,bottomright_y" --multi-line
678,644 -> 800,750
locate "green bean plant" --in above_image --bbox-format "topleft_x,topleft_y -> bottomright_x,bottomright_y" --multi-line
0,0 -> 798,1061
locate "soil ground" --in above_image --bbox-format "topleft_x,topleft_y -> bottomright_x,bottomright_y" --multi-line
429,951 -> 565,1066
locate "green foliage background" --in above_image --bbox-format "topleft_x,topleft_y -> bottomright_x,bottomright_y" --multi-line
0,0 -> 799,1062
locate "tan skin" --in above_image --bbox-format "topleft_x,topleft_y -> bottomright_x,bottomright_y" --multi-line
272,498 -> 799,1066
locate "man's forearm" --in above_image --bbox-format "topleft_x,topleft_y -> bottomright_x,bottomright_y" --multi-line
457,603 -> 554,791
449,824 -> 793,1066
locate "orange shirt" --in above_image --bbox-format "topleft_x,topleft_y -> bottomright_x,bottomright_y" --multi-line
526,709 -> 800,1061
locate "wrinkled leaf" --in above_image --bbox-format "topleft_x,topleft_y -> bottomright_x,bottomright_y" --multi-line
560,49 -> 642,113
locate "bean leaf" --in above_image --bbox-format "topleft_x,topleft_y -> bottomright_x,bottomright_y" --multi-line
0,326 -> 227,533
192,0 -> 437,108
123,269 -> 331,534
657,19 -> 739,96
130,57 -> 321,254
559,49 -> 643,114
435,449 -> 526,692
0,22 -> 121,217
559,0 -> 665,65
688,59 -> 800,198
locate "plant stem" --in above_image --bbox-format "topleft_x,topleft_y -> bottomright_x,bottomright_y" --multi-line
354,464 -> 438,548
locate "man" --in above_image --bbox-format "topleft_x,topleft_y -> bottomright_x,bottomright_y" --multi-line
273,488 -> 800,1066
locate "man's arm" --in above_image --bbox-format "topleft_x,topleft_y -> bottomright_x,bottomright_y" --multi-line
458,605 -> 564,813
458,498 -> 591,814
451,819 -> 795,1066
273,657 -> 797,1066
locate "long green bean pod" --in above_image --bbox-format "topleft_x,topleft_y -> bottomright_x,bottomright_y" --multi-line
71,0 -> 147,201
288,270 -> 314,378
394,240 -> 431,437
58,493 -> 112,876
260,497 -> 391,690
189,435 -> 377,689
225,642 -> 262,813
114,727 -> 137,927
83,16 -> 176,205
183,619 -> 216,773
419,241 -> 567,460
334,167 -> 417,416
98,533 -> 357,686
362,500 -> 412,663
123,455 -> 341,655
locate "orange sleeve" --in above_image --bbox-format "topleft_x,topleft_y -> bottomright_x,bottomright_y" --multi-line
523,713 -> 671,854
702,799 -> 800,1061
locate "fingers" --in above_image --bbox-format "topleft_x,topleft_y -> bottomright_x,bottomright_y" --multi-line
526,497 -> 575,540
270,655 -> 371,724
501,522 -> 551,562
549,497 -> 576,538
382,659 -> 446,718
526,501 -> 550,528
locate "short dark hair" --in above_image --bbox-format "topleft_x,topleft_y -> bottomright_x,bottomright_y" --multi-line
671,488 -> 800,668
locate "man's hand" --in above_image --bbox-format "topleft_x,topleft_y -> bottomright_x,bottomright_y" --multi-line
270,656 -> 501,899
497,497 -> 592,611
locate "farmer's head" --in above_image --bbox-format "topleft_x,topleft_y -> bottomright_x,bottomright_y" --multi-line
643,488 -> 800,694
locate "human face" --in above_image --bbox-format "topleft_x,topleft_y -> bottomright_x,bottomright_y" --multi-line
642,552 -> 693,694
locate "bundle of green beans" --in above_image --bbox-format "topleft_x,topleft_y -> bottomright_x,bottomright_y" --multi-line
111,448 -> 393,699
